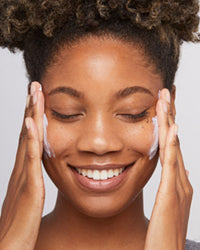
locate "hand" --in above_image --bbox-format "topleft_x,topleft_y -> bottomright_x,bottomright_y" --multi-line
144,88 -> 193,250
0,82 -> 45,250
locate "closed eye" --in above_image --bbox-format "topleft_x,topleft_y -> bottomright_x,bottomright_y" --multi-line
51,109 -> 149,122
51,110 -> 83,121
118,110 -> 149,122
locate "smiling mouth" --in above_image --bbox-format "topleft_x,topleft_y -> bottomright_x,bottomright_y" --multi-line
68,162 -> 134,181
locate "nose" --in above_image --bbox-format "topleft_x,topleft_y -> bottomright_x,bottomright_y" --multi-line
76,112 -> 124,155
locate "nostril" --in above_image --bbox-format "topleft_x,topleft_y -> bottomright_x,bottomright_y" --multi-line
76,136 -> 124,155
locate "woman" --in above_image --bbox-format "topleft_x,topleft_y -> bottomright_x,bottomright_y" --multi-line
0,0 -> 199,249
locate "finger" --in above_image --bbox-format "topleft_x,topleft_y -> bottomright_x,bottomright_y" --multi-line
160,92 -> 191,197
177,145 -> 193,196
175,143 -> 193,242
14,94 -> 32,167
156,98 -> 169,163
30,82 -> 44,157
6,90 -> 32,193
161,88 -> 175,125
160,124 -> 179,191
161,88 -> 171,105
25,117 -> 43,190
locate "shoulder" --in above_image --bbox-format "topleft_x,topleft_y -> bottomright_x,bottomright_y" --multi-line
185,239 -> 200,250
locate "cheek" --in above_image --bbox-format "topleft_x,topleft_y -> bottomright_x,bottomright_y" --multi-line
121,117 -> 158,157
45,121 -> 76,156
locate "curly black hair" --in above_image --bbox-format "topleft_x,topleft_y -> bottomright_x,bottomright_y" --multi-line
0,0 -> 199,90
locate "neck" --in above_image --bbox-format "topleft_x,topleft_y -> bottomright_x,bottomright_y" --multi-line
41,191 -> 148,250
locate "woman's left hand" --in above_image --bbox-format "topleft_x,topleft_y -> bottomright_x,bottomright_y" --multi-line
144,88 -> 193,250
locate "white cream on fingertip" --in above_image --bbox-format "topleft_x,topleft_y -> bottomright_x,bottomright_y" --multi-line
40,85 -> 55,158
43,113 -> 55,158
147,89 -> 161,159
148,115 -> 159,160
158,89 -> 161,99
39,84 -> 42,92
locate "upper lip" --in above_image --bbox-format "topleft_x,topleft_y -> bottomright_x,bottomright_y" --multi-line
68,161 -> 135,170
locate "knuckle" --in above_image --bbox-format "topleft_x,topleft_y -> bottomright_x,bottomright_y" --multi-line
168,107 -> 173,117
163,159 -> 177,169
178,191 -> 187,205
22,178 -> 45,203
171,138 -> 177,147
185,184 -> 193,198
18,129 -> 26,146
176,136 -> 180,147
20,181 -> 31,198
39,138 -> 43,148
26,152 -> 37,161
159,146 -> 165,151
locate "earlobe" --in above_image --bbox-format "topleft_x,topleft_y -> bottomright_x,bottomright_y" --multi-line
171,85 -> 176,118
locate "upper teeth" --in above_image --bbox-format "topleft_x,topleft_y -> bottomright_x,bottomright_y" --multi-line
76,168 -> 125,180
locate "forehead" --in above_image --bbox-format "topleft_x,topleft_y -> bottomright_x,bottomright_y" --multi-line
42,36 -> 163,97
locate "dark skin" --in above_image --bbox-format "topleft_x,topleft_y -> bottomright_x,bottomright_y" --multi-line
0,36 -> 192,250
36,37 -> 161,250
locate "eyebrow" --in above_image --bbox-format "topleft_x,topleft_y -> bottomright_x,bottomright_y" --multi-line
48,85 -> 153,99
48,86 -> 84,98
115,86 -> 153,99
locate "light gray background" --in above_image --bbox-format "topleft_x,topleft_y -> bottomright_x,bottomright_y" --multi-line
0,42 -> 200,240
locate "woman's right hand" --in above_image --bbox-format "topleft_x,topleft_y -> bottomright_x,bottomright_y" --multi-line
0,82 -> 45,250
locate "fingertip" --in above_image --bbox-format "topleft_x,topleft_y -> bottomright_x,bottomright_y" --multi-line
39,84 -> 42,92
31,81 -> 43,96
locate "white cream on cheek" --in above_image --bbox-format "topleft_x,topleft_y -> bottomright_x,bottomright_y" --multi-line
43,113 -> 55,158
148,115 -> 159,160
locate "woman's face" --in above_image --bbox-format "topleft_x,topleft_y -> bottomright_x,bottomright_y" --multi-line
42,36 -> 163,217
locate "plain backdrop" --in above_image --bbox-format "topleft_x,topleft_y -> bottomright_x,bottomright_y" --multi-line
0,42 -> 200,241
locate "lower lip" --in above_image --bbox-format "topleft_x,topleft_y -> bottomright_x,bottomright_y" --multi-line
69,163 -> 134,192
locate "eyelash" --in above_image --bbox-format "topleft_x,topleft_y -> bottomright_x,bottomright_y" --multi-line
51,110 -> 82,120
118,110 -> 148,121
51,110 -> 148,122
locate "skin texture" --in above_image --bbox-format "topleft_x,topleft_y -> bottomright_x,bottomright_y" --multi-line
0,36 -> 192,250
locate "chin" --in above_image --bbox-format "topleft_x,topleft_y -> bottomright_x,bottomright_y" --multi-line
70,195 -> 134,218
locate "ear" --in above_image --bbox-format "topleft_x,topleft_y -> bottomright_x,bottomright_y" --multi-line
170,85 -> 176,118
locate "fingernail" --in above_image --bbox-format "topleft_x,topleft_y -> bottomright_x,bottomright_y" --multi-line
26,95 -> 30,108
165,90 -> 171,103
25,118 -> 31,130
31,82 -> 36,96
33,92 -> 38,105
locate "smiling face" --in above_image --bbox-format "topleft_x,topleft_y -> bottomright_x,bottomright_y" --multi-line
41,36 -> 163,218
